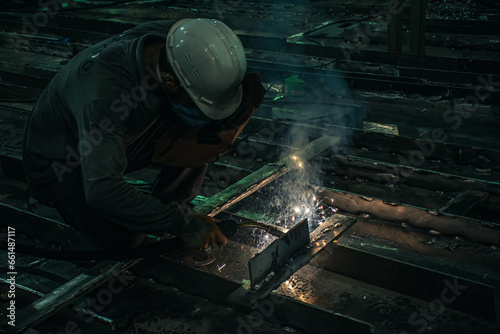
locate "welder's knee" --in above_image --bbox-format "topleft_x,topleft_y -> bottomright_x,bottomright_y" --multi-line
27,181 -> 60,208
57,205 -> 146,249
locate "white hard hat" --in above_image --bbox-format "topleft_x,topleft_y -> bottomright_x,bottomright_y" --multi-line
166,18 -> 247,120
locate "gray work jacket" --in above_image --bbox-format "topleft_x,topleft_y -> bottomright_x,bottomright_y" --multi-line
22,20 -> 195,235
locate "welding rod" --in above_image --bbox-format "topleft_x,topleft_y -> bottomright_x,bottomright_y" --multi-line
194,135 -> 340,217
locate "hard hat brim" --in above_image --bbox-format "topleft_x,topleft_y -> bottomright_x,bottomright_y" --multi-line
195,83 -> 243,120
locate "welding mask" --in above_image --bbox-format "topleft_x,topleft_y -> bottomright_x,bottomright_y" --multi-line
152,73 -> 265,168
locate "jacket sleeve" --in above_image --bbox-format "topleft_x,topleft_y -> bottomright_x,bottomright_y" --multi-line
77,101 -> 194,235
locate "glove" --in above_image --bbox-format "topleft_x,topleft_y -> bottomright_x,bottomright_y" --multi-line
180,214 -> 228,252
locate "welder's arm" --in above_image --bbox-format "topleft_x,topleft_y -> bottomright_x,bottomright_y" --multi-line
77,102 -> 195,236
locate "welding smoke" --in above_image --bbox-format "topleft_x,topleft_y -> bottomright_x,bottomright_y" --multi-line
223,0 -> 366,237
255,72 -> 365,233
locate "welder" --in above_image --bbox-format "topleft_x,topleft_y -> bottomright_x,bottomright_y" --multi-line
21,19 -> 264,250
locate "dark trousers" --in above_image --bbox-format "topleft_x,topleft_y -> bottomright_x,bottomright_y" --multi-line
27,116 -> 207,249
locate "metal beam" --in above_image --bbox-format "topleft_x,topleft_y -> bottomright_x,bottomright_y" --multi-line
330,154 -> 500,199
312,244 -> 497,322
439,190 -> 489,216
319,189 -> 500,245
388,0 -> 403,53
410,0 -> 426,55
10,259 -> 140,333
132,246 -> 373,334
0,202 -> 92,252
269,296 -> 374,334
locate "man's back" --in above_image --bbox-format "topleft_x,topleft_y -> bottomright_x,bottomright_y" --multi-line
23,21 -> 176,185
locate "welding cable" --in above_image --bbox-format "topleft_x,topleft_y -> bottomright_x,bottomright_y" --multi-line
237,221 -> 285,237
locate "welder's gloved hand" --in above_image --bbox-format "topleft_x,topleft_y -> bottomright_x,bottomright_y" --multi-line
180,214 -> 227,252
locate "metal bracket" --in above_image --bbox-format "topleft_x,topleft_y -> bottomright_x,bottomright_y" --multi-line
229,214 -> 357,306
249,218 -> 310,287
